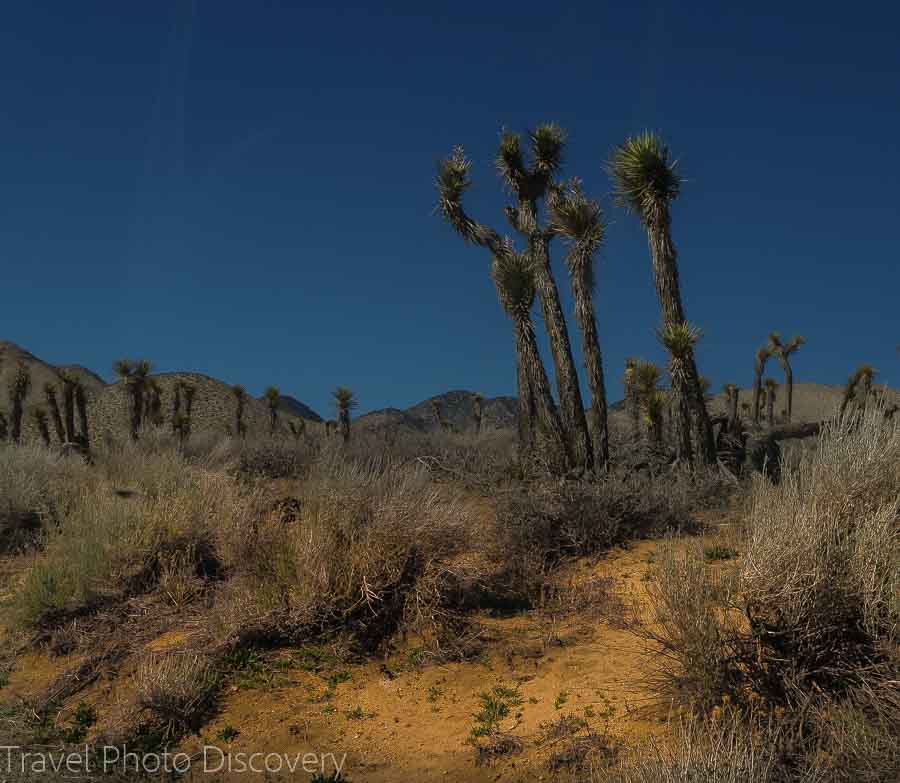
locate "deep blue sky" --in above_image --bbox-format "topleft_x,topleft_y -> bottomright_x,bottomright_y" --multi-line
2,2 -> 898,417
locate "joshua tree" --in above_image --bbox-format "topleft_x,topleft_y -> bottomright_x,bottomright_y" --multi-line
231,385 -> 247,438
436,131 -> 593,472
622,357 -> 640,441
429,399 -> 450,432
768,333 -> 805,423
644,389 -> 666,444
764,378 -> 778,425
172,381 -> 196,440
658,325 -> 705,464
839,370 -> 860,418
333,387 -> 357,444
609,133 -> 715,464
30,406 -> 50,446
172,384 -> 182,424
182,382 -> 196,418
74,379 -> 89,445
492,250 -> 568,465
838,364 -> 877,418
44,382 -> 66,443
857,364 -> 876,408
631,360 -> 663,445
0,410 -> 7,441
7,362 -> 31,443
58,370 -> 77,442
548,178 -> 611,472
173,413 -> 190,448
144,378 -> 163,427
751,346 -> 772,427
264,386 -> 280,433
113,359 -> 153,439
472,393 -> 484,435
288,419 -> 306,440
723,383 -> 740,436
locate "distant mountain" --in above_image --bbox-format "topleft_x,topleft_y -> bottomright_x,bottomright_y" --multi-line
276,394 -> 322,423
358,390 -> 518,434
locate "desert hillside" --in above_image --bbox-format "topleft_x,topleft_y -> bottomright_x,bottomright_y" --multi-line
3,340 -> 894,449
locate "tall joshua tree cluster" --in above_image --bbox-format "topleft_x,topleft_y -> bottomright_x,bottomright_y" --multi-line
437,127 -> 717,472
436,126 -> 607,474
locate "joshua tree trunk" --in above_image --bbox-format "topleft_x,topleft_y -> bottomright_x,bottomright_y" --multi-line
639,225 -> 714,463
568,258 -> 610,472
9,395 -> 24,443
45,385 -> 65,444
75,384 -> 89,445
623,360 -> 640,441
516,355 -> 535,457
0,412 -> 7,441
130,386 -> 143,440
172,386 -> 182,427
767,388 -> 775,426
728,388 -> 740,436
62,379 -> 76,442
529,236 -> 593,471
338,410 -> 350,443
671,383 -> 693,464
751,349 -> 771,428
235,402 -> 244,437
514,316 -> 567,465
34,411 -> 51,446
782,363 -> 794,422
472,395 -> 483,435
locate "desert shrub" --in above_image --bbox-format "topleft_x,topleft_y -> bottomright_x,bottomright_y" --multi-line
637,540 -> 745,712
489,468 -> 725,605
0,443 -> 94,552
16,466 -> 254,628
605,714 -> 780,783
741,406 -> 899,701
135,653 -> 218,738
213,460 -> 478,652
638,403 -> 899,778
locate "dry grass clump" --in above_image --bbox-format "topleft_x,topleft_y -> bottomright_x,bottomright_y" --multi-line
0,443 -> 94,552
135,653 -> 218,739
213,459 -> 479,653
604,714 -> 780,783
16,463 -> 254,629
639,403 -> 899,780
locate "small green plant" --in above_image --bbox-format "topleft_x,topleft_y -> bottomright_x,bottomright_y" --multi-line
470,684 -> 523,740
224,648 -> 269,689
326,670 -> 351,689
427,685 -> 443,703
322,704 -> 336,715
294,644 -> 340,673
554,690 -> 569,710
344,706 -> 374,721
703,545 -> 739,562
216,724 -> 240,742
61,701 -> 97,743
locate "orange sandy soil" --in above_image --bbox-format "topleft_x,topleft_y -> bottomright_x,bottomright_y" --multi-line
0,512 -> 737,782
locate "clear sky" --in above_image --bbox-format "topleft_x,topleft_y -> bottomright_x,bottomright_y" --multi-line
2,2 -> 898,417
